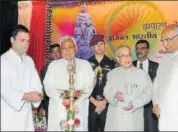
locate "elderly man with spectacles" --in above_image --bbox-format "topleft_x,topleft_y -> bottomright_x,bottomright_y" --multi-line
104,45 -> 152,131
152,24 -> 178,131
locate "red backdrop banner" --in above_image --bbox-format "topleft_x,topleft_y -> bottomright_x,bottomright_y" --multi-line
28,1 -> 46,73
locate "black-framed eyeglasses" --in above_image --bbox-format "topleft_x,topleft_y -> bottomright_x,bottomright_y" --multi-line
161,34 -> 178,45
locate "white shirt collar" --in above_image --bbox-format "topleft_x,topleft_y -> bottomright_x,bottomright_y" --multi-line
137,59 -> 149,65
9,48 -> 26,62
137,59 -> 149,73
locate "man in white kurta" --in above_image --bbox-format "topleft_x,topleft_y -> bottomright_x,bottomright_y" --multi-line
43,36 -> 94,131
1,25 -> 43,131
104,45 -> 152,131
152,24 -> 178,131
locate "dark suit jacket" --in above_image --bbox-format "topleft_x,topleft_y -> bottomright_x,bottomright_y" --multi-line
40,63 -> 50,100
133,59 -> 159,131
38,63 -> 50,122
132,59 -> 159,81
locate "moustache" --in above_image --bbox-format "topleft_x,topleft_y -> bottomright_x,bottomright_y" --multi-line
136,52 -> 143,56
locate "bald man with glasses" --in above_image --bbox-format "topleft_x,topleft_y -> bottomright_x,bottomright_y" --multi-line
152,24 -> 178,131
104,45 -> 152,131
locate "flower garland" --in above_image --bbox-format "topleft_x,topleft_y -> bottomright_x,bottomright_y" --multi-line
60,104 -> 80,131
33,110 -> 47,132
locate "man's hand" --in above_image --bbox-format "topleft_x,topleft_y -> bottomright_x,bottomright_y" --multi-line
23,92 -> 43,102
152,104 -> 160,118
122,103 -> 133,110
89,96 -> 107,113
38,93 -> 44,99
115,92 -> 124,101
96,100 -> 107,113
89,96 -> 99,107
95,107 -> 101,113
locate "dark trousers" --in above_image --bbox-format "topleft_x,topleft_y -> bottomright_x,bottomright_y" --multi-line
42,98 -> 49,124
144,102 -> 158,132
88,102 -> 108,132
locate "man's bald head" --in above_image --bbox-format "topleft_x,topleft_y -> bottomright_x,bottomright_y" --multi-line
115,45 -> 132,69
161,24 -> 178,53
115,45 -> 131,57
162,24 -> 178,37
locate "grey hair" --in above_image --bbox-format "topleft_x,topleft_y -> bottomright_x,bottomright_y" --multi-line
59,35 -> 77,46
115,45 -> 131,57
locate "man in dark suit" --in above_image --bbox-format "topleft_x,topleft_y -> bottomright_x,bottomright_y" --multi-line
133,39 -> 159,131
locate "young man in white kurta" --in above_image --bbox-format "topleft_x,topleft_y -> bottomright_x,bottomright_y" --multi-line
43,36 -> 94,131
1,25 -> 43,131
104,45 -> 152,131
152,24 -> 178,131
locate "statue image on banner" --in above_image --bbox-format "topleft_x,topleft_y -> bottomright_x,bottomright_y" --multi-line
74,3 -> 96,60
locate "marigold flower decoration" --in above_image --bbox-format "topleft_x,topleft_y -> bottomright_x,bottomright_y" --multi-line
60,103 -> 80,131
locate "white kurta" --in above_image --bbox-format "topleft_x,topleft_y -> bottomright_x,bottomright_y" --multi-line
152,52 -> 178,131
104,66 -> 152,131
1,49 -> 42,131
43,58 -> 94,131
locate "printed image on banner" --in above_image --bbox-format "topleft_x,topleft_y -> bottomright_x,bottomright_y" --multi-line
50,1 -> 178,62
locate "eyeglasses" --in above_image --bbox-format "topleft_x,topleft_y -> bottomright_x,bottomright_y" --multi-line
161,34 -> 178,45
118,54 -> 131,58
